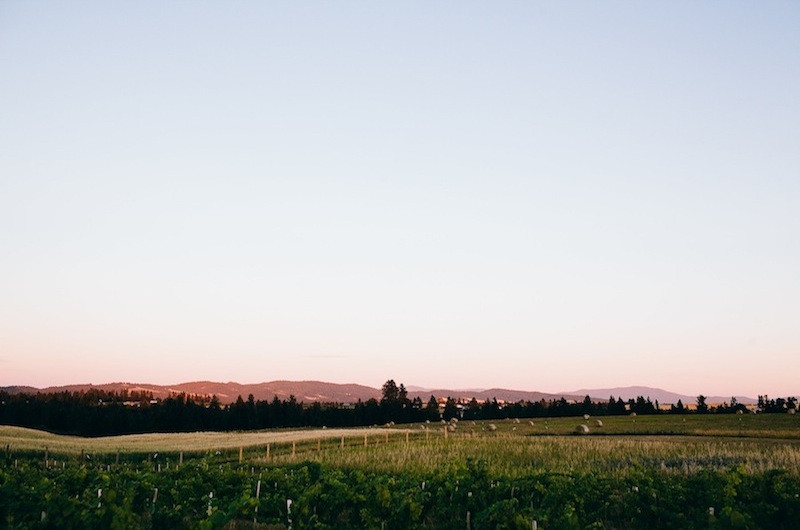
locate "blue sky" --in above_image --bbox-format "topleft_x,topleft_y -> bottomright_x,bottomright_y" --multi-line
1,2 -> 798,397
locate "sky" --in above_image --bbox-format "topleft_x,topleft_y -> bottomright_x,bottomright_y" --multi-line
1,2 -> 798,398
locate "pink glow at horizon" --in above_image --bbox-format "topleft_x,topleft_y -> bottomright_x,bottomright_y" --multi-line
1,3 -> 798,399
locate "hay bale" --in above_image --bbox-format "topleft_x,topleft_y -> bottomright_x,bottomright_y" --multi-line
575,424 -> 590,435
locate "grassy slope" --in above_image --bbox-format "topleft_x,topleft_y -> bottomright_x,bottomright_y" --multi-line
2,414 -> 799,470
0,425 -> 401,455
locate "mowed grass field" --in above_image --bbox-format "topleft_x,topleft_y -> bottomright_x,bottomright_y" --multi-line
0,425 -> 399,455
2,413 -> 800,475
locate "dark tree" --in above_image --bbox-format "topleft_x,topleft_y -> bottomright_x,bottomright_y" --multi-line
425,395 -> 440,421
696,395 -> 708,414
443,397 -> 459,420
381,380 -> 400,403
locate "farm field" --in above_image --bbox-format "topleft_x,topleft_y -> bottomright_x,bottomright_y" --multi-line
2,414 -> 800,529
0,425 -> 398,455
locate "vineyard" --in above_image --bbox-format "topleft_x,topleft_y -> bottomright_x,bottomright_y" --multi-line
2,415 -> 800,529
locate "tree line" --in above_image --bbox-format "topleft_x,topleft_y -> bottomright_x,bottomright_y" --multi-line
1,380 -> 795,437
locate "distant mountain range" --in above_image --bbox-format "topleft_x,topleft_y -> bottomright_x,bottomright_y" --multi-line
0,381 -> 756,405
0,381 -> 379,404
565,385 -> 757,405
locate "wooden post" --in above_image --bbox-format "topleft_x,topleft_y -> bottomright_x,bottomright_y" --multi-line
385,431 -> 389,443
266,444 -> 270,460
341,436 -> 344,449
317,438 -> 321,451
444,426 -> 448,439
239,447 -> 243,464
179,451 -> 183,466
406,432 -> 409,444
466,510 -> 471,530
292,441 -> 296,458
364,433 -> 368,446
44,446 -> 48,468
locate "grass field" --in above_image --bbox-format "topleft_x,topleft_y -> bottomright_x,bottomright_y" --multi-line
0,424 -> 399,455
3,414 -> 800,529
3,412 -> 798,455
4,414 -> 800,480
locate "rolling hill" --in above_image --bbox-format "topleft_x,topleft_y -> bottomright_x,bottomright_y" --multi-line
0,381 -> 757,405
566,385 -> 757,405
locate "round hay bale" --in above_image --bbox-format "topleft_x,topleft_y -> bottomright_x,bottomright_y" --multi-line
583,414 -> 590,420
594,419 -> 603,427
575,424 -> 590,435
488,424 -> 497,432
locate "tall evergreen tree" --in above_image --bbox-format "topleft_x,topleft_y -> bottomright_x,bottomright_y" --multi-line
425,395 -> 440,421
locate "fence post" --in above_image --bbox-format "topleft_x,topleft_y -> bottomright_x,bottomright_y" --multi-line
253,479 -> 262,529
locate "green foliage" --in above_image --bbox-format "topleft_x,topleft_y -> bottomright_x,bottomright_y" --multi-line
2,455 -> 800,529
3,415 -> 800,529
